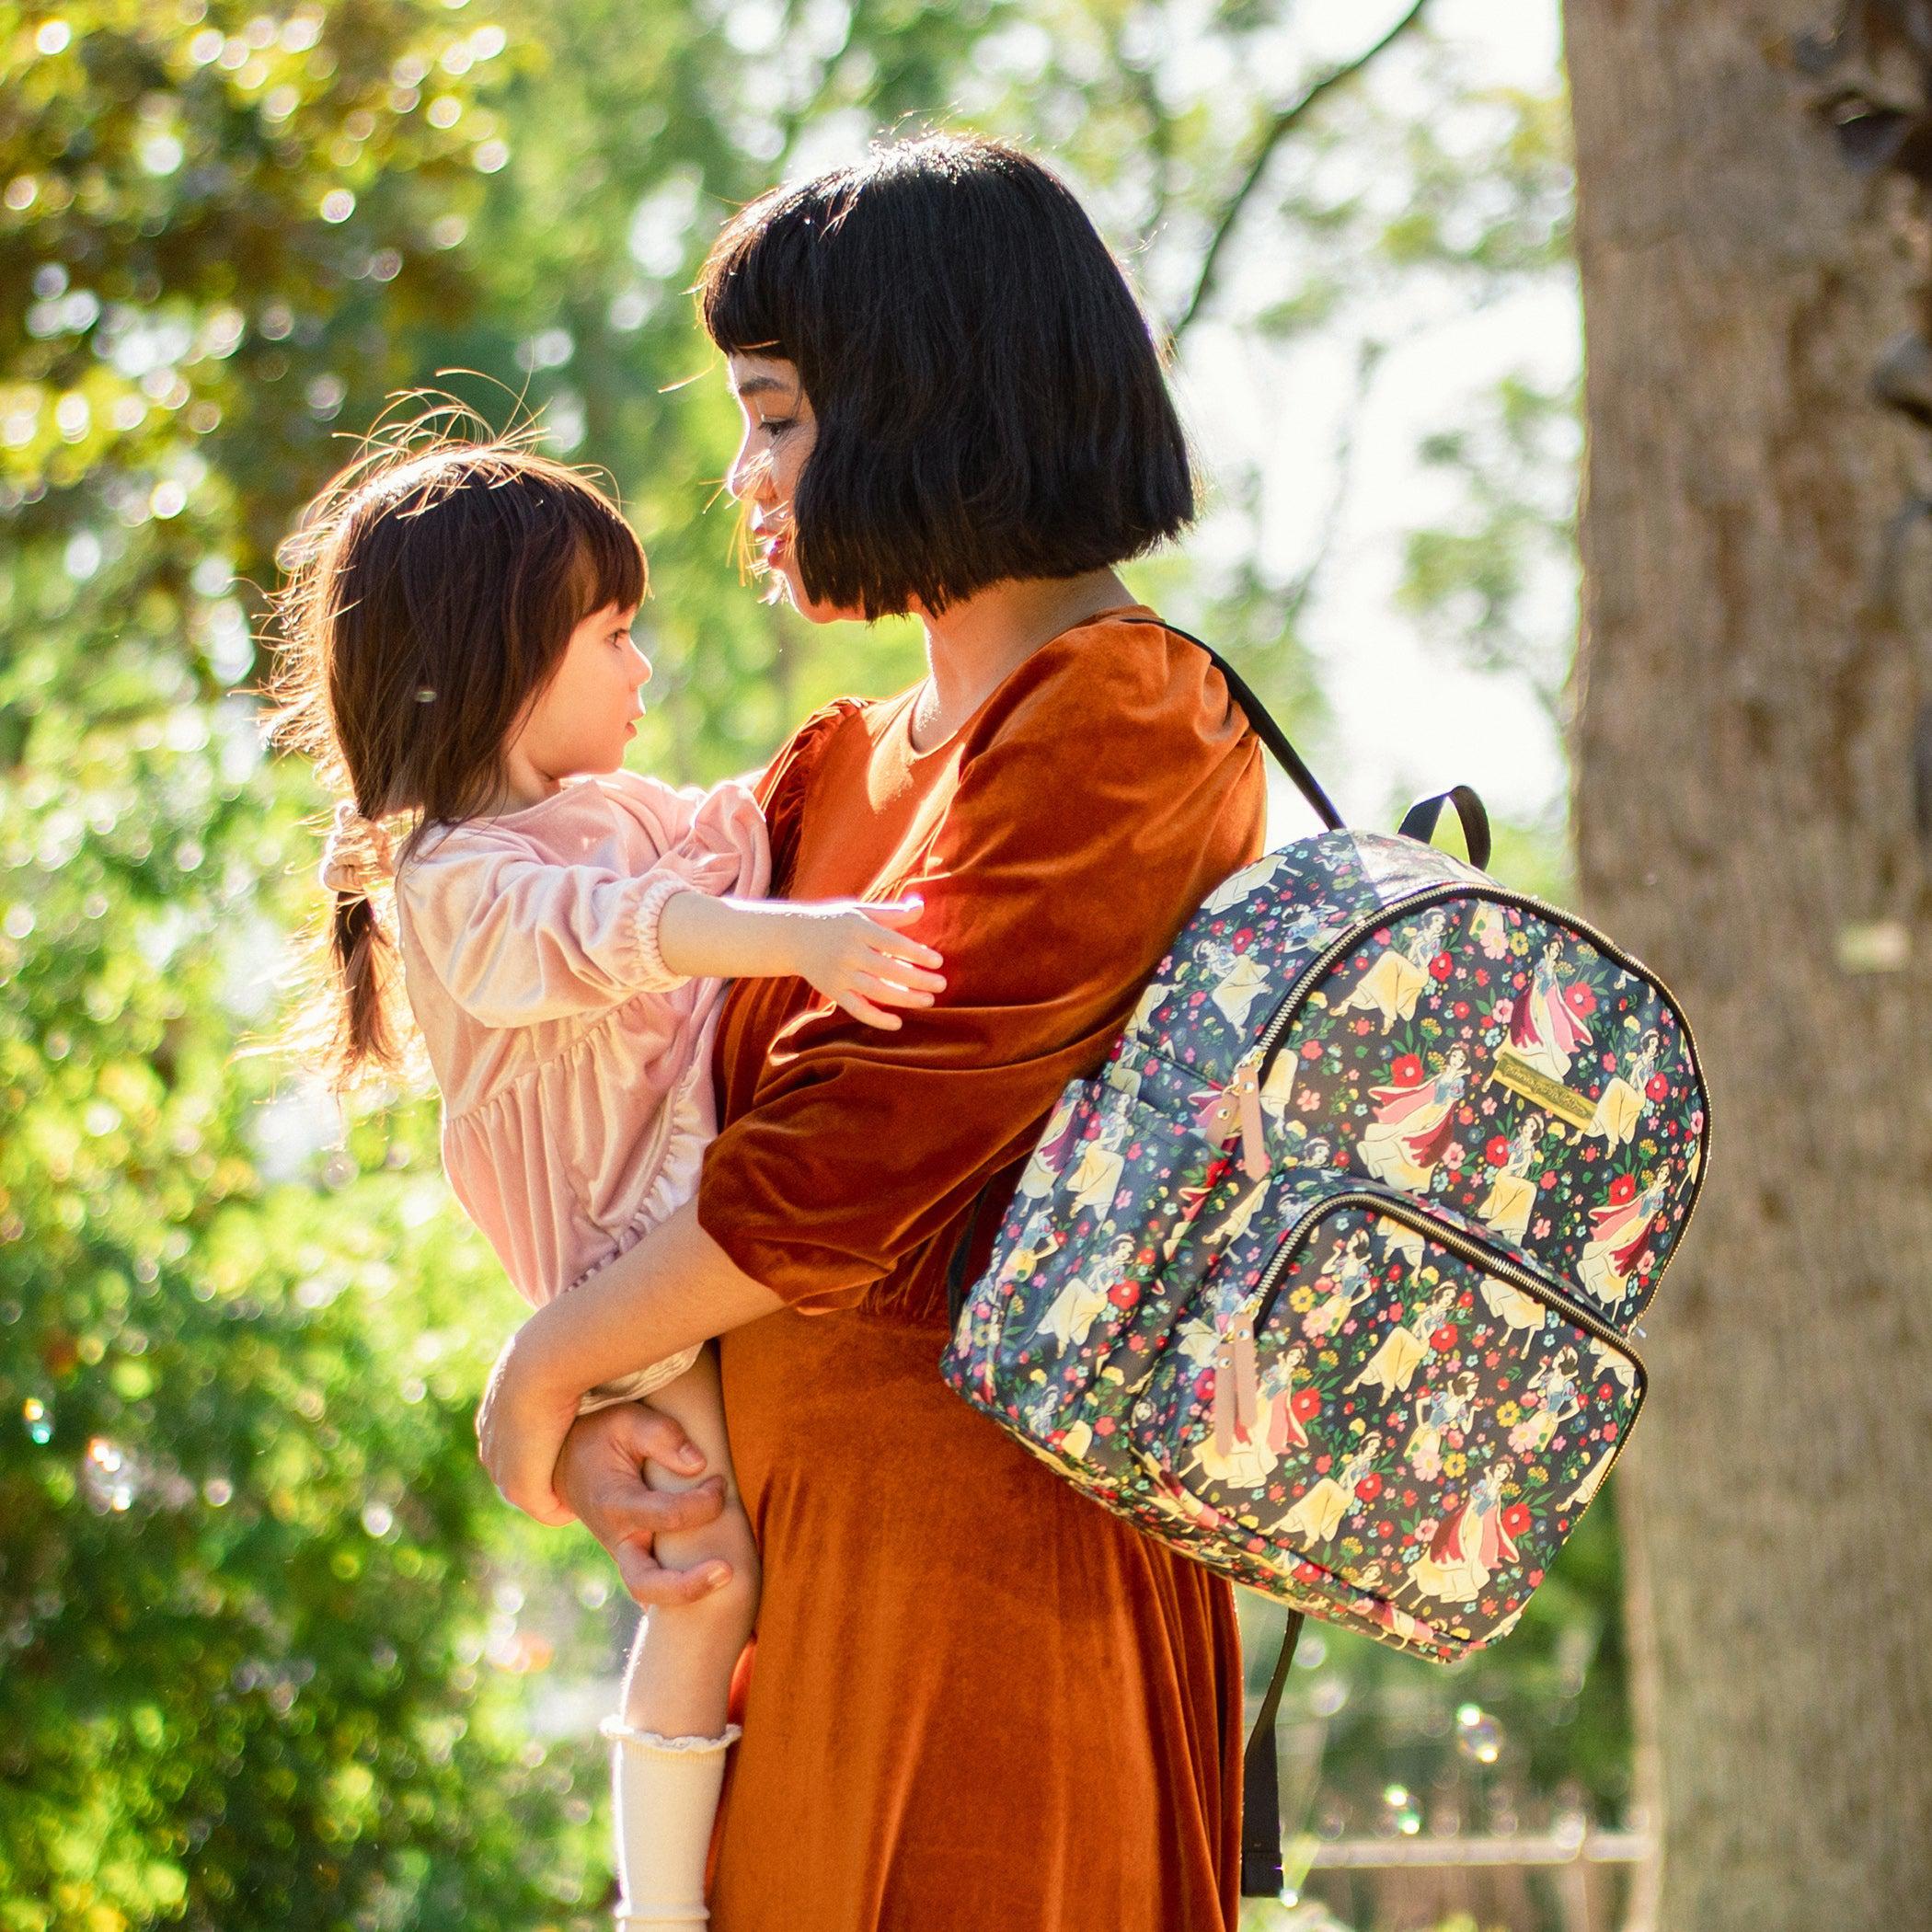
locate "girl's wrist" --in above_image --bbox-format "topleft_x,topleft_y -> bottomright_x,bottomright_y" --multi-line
655,891 -> 791,981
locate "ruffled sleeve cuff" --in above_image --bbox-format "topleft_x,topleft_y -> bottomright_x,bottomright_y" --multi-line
629,873 -> 696,993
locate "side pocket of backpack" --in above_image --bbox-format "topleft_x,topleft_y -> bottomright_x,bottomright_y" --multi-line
941,1066 -> 1231,1484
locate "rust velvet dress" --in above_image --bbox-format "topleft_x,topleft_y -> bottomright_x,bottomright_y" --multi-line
696,607 -> 1267,1931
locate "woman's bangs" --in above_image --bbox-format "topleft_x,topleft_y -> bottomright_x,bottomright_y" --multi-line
698,190 -> 817,359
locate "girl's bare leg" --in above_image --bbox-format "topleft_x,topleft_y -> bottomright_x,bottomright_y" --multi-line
599,1344 -> 757,1926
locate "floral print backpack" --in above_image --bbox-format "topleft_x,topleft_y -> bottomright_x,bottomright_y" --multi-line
938,624 -> 1710,1896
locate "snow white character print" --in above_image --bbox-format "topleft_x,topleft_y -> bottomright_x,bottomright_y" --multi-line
1332,908 -> 1453,1035
1346,1283 -> 1456,1397
1303,1226 -> 1376,1341
1192,937 -> 1274,1030
1477,1111 -> 1547,1245
1510,1346 -> 1582,1455
1360,1043 -> 1473,1192
1587,1027 -> 1663,1149
1579,1168 -> 1669,1305
1406,1455 -> 1524,1605
1507,936 -> 1593,1079
1064,1108 -> 1133,1218
1034,1235 -> 1136,1354
1281,1431 -> 1385,1546
1406,1368 -> 1478,1482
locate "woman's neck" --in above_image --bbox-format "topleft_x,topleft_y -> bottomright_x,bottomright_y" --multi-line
908,568 -> 1136,753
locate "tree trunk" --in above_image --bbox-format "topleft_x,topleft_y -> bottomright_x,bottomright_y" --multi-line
1562,5 -> 1932,1926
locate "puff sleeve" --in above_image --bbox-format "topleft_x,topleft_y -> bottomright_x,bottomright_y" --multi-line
397,777 -> 767,1029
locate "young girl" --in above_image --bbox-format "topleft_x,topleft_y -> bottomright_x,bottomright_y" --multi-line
268,432 -> 946,1927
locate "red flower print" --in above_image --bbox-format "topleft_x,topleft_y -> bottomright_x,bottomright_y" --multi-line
1355,1472 -> 1383,1502
1454,1000 -> 1470,1018
1457,1290 -> 1473,1309
1647,1073 -> 1671,1101
1608,1174 -> 1637,1205
1108,1282 -> 1140,1309
1402,1489 -> 1418,1506
1502,1503 -> 1533,1537
1294,1560 -> 1324,1583
1564,983 -> 1597,1017
1603,1421 -> 1619,1441
1195,1369 -> 1217,1398
1602,1052 -> 1616,1071
1094,1416 -> 1116,1437
1527,1568 -> 1544,1586
1432,1323 -> 1458,1351
1429,952 -> 1454,982
1315,1455 -> 1332,1475
1290,1388 -> 1322,1422
1300,1039 -> 1323,1062
1474,968 -> 1489,986
1486,1134 -> 1511,1165
1393,1054 -> 1423,1084
1374,929 -> 1392,946
1540,1171 -> 1558,1189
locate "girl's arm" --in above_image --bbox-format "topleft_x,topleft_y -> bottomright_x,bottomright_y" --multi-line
403,834 -> 941,1030
477,1198 -> 780,1524
658,891 -> 945,1030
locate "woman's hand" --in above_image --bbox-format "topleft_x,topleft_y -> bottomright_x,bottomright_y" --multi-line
788,896 -> 945,1029
553,1401 -> 736,1605
476,1320 -> 587,1525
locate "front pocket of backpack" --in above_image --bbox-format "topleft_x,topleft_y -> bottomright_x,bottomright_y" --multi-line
1124,1190 -> 1645,1649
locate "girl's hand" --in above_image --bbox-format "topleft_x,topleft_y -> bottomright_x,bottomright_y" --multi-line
789,896 -> 945,1030
476,1320 -> 584,1526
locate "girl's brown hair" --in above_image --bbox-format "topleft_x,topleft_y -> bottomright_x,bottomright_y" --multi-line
266,420 -> 646,1094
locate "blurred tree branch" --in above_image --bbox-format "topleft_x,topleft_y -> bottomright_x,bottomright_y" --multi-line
1170,0 -> 1434,342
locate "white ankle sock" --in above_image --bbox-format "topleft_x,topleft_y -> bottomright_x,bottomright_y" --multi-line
599,1717 -> 742,1927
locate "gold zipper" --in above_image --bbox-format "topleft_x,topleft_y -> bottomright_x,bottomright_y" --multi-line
1249,1187 -> 1648,1382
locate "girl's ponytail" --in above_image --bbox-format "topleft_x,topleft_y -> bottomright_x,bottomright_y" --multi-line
317,801 -> 403,1085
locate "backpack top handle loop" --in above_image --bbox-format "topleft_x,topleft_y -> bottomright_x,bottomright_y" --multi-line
1118,616 -> 1346,834
1398,784 -> 1493,872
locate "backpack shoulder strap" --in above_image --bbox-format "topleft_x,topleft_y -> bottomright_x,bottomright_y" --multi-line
1116,615 -> 1346,834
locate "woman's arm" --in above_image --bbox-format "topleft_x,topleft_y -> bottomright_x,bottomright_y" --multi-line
476,1198 -> 781,1523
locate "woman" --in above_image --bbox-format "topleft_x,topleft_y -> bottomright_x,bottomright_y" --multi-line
478,134 -> 1266,1929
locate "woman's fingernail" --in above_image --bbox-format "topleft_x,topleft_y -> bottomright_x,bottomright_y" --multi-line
678,1446 -> 705,1469
705,1564 -> 730,1590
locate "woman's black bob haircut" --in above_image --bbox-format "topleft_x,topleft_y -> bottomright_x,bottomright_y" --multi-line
696,132 -> 1196,620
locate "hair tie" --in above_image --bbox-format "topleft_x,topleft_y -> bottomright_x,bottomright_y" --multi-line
318,798 -> 396,898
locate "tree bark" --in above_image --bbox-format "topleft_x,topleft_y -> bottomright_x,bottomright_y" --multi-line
1562,5 -> 1932,1926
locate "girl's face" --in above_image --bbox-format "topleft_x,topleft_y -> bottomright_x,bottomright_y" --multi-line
508,599 -> 649,785
726,352 -> 860,625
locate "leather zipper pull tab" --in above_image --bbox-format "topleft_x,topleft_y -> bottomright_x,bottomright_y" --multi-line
1231,1064 -> 1271,1181
1212,1336 -> 1236,1458
1232,1314 -> 1259,1435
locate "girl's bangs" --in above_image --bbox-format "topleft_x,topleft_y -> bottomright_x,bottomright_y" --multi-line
562,492 -> 648,620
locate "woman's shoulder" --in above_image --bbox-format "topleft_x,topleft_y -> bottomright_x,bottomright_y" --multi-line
969,606 -> 1245,763
753,694 -> 870,827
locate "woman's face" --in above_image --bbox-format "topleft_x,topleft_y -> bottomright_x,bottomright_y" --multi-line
725,352 -> 858,625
